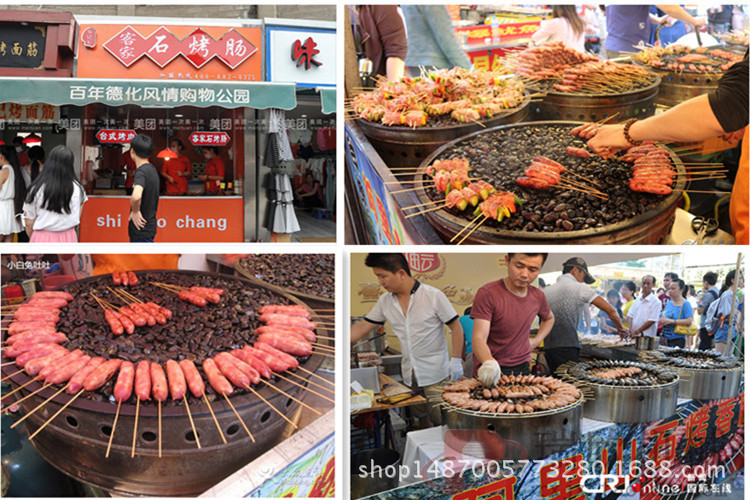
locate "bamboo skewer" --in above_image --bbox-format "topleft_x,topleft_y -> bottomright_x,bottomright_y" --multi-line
296,367 -> 334,387
10,384 -> 67,429
450,214 -> 483,243
259,380 -> 321,415
184,399 -> 201,449
274,374 -> 335,403
203,393 -> 227,444
403,199 -> 444,210
105,400 -> 122,458
311,342 -> 335,351
1,383 -> 51,413
1,368 -> 24,383
27,389 -> 83,441
2,376 -> 41,401
404,204 -> 448,218
131,397 -> 140,457
223,393 -> 255,442
246,386 -> 298,429
285,371 -> 335,394
157,400 -> 163,457
458,216 -> 489,245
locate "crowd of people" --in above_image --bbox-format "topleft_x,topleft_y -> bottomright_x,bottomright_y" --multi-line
350,253 -> 744,427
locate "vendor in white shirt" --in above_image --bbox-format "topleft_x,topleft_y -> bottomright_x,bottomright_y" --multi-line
351,253 -> 463,427
626,275 -> 662,338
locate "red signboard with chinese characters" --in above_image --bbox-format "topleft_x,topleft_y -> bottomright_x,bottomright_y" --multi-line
291,37 -> 321,70
96,129 -> 136,144
455,21 -> 541,45
189,131 -> 229,146
76,24 -> 262,81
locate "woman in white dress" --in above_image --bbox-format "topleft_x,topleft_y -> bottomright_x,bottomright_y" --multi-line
0,145 -> 26,242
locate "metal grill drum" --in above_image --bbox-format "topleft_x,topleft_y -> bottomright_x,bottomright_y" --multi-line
672,367 -> 743,400
648,67 -> 722,107
528,75 -> 661,122
1,271 -> 330,496
414,121 -> 687,245
441,399 -> 583,459
354,92 -> 531,169
583,380 -> 679,423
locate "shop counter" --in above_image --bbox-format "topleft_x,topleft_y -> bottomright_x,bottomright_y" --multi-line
80,195 -> 244,242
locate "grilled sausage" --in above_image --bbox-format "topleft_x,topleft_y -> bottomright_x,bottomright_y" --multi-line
36,349 -> 83,379
120,306 -> 147,327
4,340 -> 62,358
202,358 -> 233,396
179,359 -> 205,398
127,272 -> 138,286
67,357 -> 106,393
178,290 -> 207,307
189,288 -> 221,304
258,304 -> 310,318
8,321 -> 57,335
6,331 -> 67,346
565,146 -> 591,158
13,344 -> 68,365
256,333 -> 313,357
32,291 -> 73,301
150,362 -> 168,402
255,342 -> 301,368
113,311 -> 135,335
104,310 -> 124,335
259,314 -> 316,330
214,353 -> 253,387
113,361 -> 135,402
120,271 -> 129,286
82,359 -> 123,391
255,325 -> 317,343
130,303 -> 156,326
189,286 -> 225,296
46,355 -> 92,386
244,346 -> 289,372
25,350 -> 72,376
27,298 -> 69,309
231,349 -> 272,379
133,360 -> 152,400
112,271 -> 122,285
165,360 -> 187,400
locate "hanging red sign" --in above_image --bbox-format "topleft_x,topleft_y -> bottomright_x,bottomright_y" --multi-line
103,25 -> 257,69
189,131 -> 230,146
96,129 -> 137,144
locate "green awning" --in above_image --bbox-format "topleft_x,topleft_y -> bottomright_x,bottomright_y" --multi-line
317,87 -> 336,115
0,77 -> 297,110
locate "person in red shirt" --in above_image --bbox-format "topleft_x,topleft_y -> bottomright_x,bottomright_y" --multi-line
161,139 -> 191,195
201,146 -> 225,195
121,148 -> 137,195
472,253 -> 555,385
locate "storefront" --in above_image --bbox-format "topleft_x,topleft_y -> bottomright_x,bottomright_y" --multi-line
0,11 -> 336,242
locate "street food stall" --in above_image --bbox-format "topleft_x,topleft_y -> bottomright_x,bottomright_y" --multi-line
1,252 -> 335,496
345,6 -> 745,246
0,10 -> 337,242
348,251 -> 745,499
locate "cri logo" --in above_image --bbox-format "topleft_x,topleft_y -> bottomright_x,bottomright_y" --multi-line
580,474 -> 631,494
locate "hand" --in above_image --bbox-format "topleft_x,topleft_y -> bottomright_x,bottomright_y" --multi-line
129,210 -> 146,230
618,329 -> 629,340
721,129 -> 744,144
449,357 -> 464,382
477,360 -> 502,387
587,124 -> 632,157
692,17 -> 707,28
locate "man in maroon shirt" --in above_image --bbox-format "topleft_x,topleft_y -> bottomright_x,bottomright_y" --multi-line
472,253 -> 555,386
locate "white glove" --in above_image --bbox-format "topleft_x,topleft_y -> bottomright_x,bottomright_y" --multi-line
449,357 -> 464,381
477,360 -> 502,387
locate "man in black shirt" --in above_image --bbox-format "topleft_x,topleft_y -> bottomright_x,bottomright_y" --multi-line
128,134 -> 160,242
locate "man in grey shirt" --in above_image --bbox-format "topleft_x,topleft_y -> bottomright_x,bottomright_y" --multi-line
697,271 -> 721,351
543,257 -> 625,374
